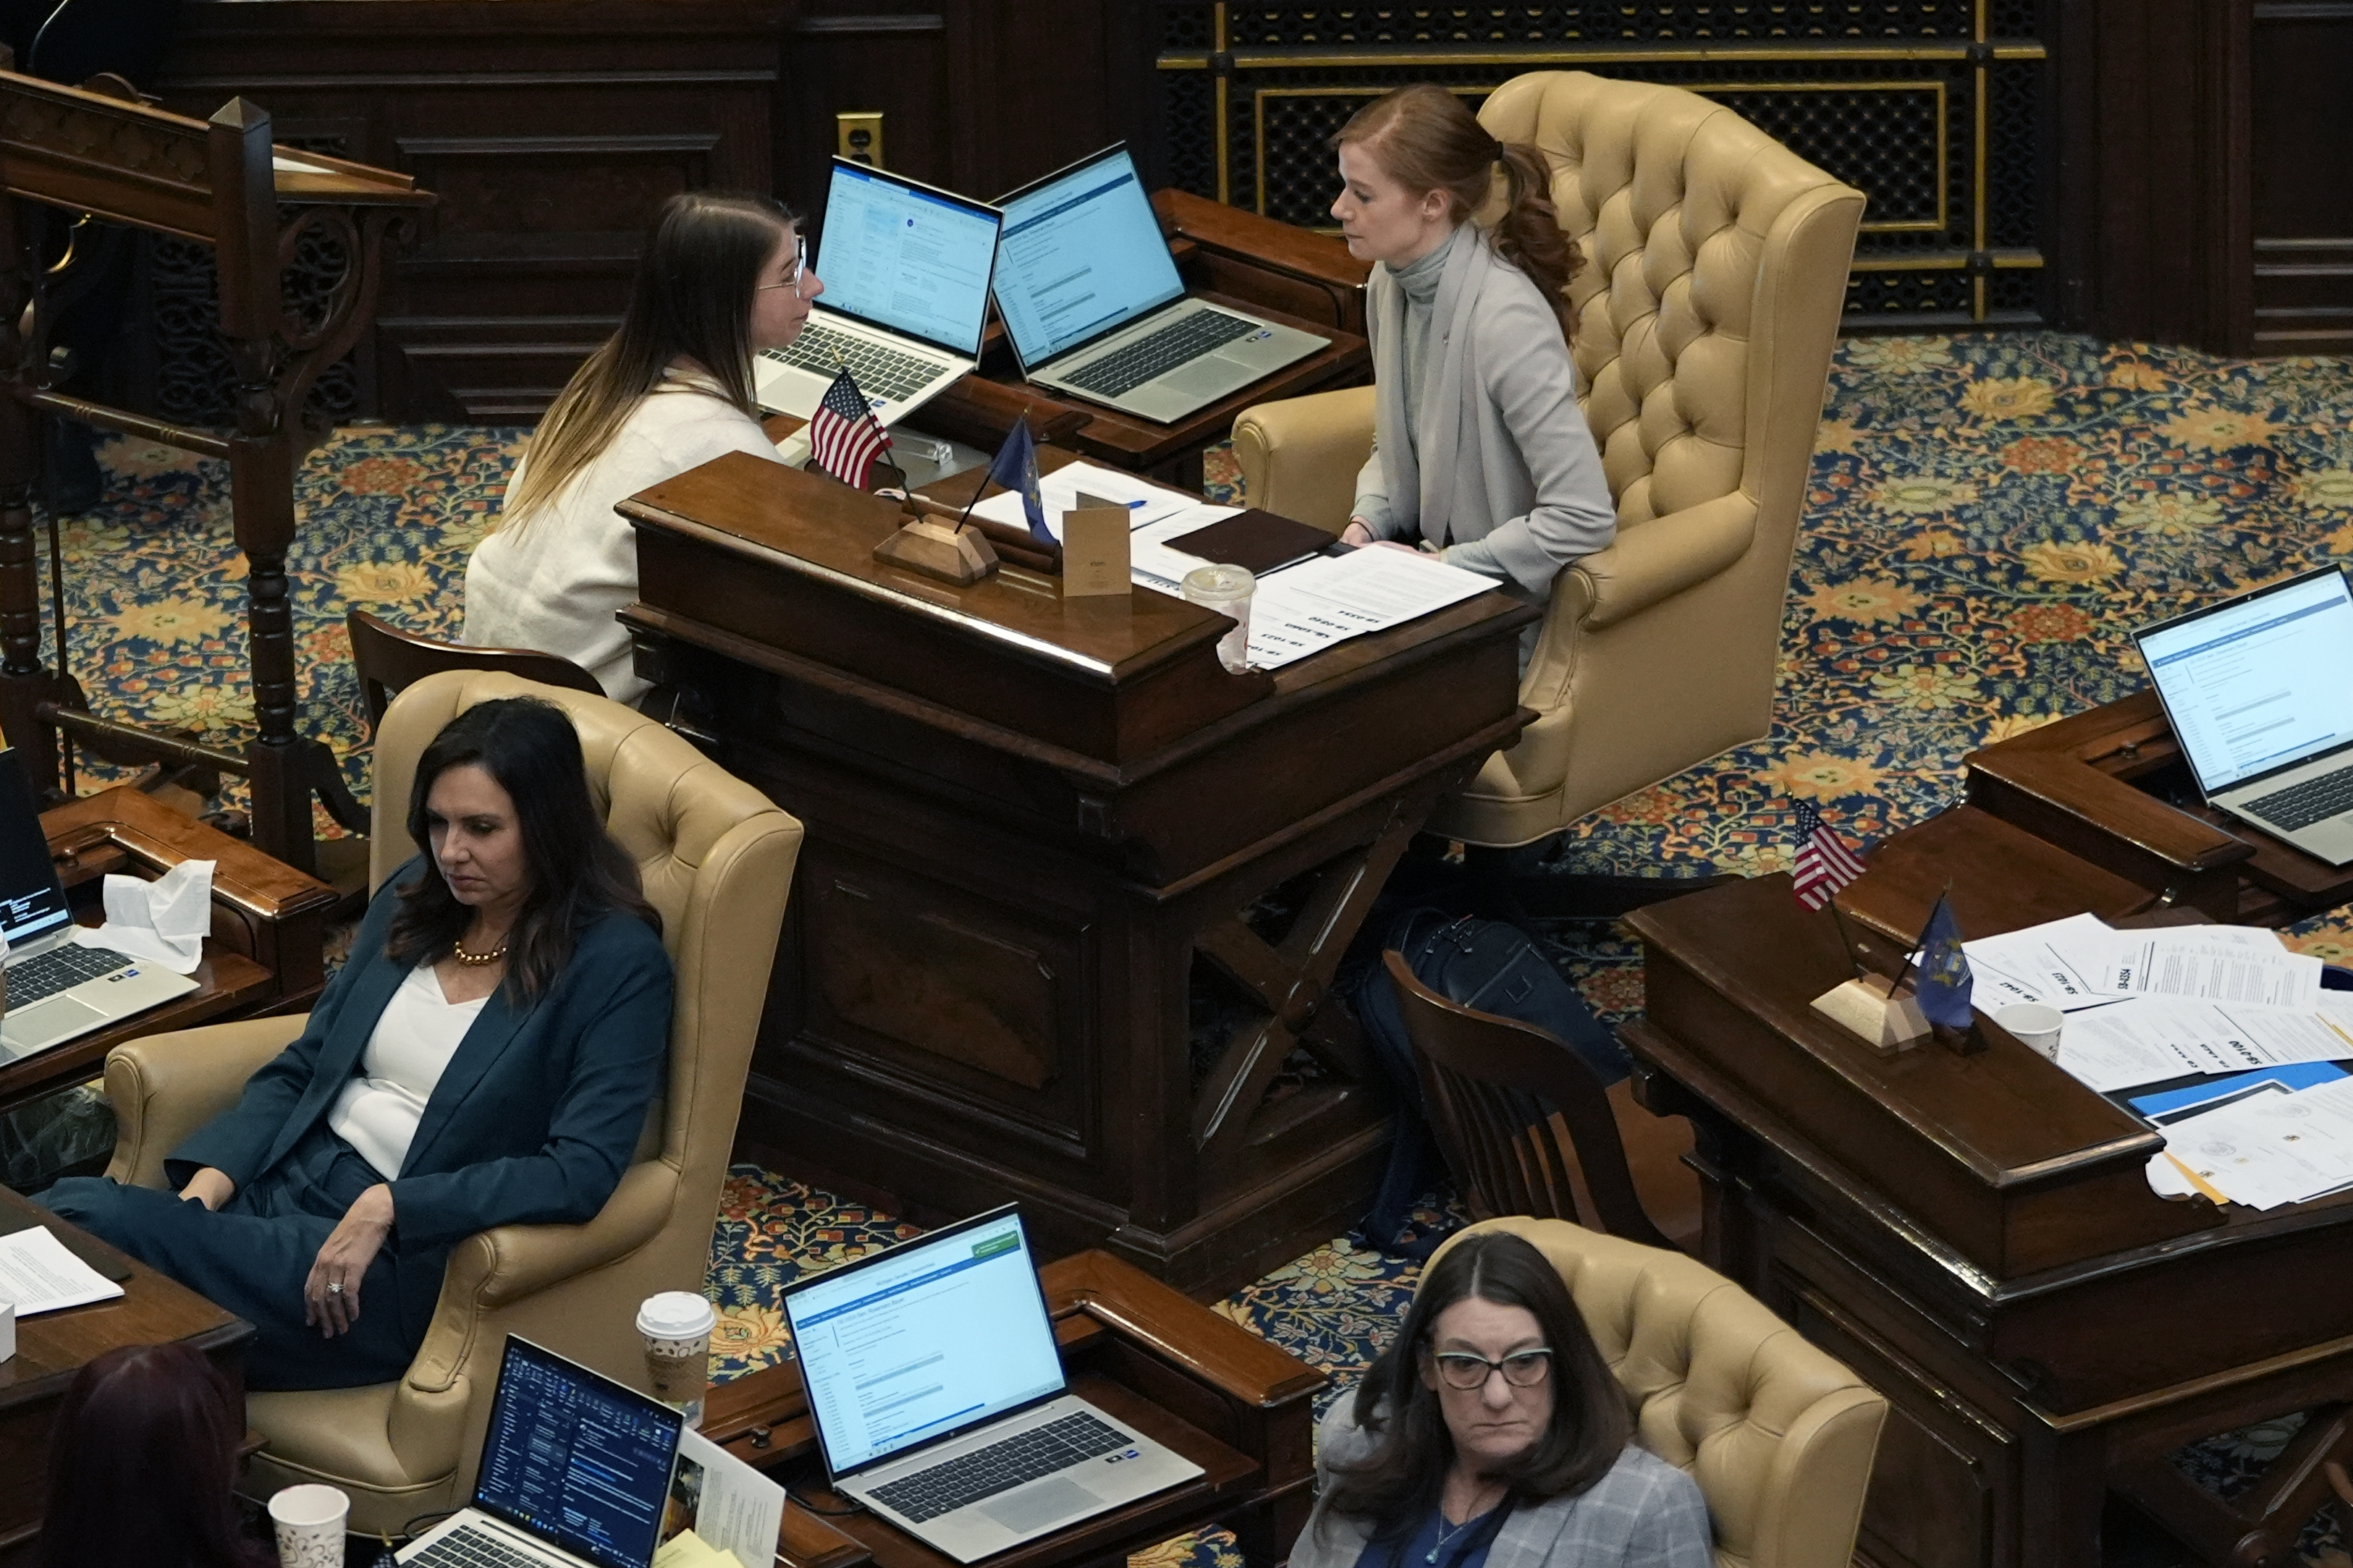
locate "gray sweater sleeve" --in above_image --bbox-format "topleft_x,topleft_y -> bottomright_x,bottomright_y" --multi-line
1466,296 -> 1616,594
1352,441 -> 1395,536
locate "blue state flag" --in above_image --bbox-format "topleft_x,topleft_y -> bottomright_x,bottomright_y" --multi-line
987,418 -> 1052,546
1911,894 -> 1975,1030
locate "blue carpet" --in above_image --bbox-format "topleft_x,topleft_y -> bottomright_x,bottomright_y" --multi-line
51,331 -> 2353,1564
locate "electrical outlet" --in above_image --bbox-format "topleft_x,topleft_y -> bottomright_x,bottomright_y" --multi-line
836,113 -> 884,169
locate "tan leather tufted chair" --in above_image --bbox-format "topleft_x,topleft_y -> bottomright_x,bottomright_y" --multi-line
1233,72 -> 1865,846
101,671 -> 804,1535
1429,1216 -> 1885,1568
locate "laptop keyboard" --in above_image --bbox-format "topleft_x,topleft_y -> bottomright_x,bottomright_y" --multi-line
2247,763 -> 2353,831
765,321 -> 946,404
1060,310 -> 1259,397
869,1411 -> 1130,1524
9,943 -> 133,1007
408,1525 -> 545,1568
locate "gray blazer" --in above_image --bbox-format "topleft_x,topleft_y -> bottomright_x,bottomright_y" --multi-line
1353,229 -> 1617,596
1290,1400 -> 1713,1568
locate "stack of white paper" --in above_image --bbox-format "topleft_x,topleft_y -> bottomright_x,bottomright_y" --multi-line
968,460 -> 1196,535
0,1225 -> 125,1314
2150,1076 -> 2353,1208
1241,548 -> 1493,669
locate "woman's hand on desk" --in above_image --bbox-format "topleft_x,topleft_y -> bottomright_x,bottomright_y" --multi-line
177,1166 -> 236,1211
305,1182 -> 395,1338
1340,519 -> 1375,547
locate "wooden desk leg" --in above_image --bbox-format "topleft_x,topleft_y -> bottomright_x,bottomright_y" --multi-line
1190,799 -> 1416,1164
2019,1422 -> 2110,1568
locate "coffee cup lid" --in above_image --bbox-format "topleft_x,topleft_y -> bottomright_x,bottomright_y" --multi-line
637,1291 -> 717,1338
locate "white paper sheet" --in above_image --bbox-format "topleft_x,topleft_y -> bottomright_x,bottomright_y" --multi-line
2160,1079 -> 2353,1208
2053,999 -> 2213,1091
970,460 -> 1194,535
662,1428 -> 785,1568
0,1225 -> 124,1314
72,857 -> 213,974
1243,547 -> 1495,670
1961,913 -> 2122,1012
2103,928 -> 2322,1009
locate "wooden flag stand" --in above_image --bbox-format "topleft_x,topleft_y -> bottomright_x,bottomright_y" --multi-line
1812,971 -> 1930,1051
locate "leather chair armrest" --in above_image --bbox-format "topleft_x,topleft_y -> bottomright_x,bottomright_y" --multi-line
1232,385 -> 1376,533
1561,490 -> 1758,633
104,1015 -> 309,1189
405,1161 -> 677,1393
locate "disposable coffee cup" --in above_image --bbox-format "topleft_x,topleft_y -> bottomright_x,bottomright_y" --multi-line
1995,1003 -> 2064,1061
268,1483 -> 349,1568
638,1291 -> 718,1429
1181,564 -> 1255,673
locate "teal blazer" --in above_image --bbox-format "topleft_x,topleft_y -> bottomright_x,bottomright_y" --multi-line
169,857 -> 674,1342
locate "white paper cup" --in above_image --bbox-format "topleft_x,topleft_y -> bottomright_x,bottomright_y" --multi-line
1181,564 -> 1254,672
638,1291 -> 718,1428
268,1483 -> 349,1568
1995,1003 -> 2065,1061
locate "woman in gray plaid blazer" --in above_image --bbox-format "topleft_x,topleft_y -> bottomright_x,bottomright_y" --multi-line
1290,1231 -> 1710,1568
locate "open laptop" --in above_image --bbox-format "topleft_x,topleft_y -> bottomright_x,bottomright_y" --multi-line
992,145 -> 1327,424
756,158 -> 1002,428
785,1205 -> 1200,1562
2135,564 -> 2353,865
400,1336 -> 684,1568
0,750 -> 196,1061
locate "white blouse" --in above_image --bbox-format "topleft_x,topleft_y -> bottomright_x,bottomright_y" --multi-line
464,368 -> 786,703
326,963 -> 489,1180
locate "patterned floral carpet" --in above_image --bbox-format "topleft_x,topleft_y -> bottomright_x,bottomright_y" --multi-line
46,331 -> 2353,1564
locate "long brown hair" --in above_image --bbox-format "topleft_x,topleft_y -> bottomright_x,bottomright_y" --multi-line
499,190 -> 795,528
1333,85 -> 1581,343
386,697 -> 660,1001
1317,1230 -> 1631,1540
41,1344 -> 274,1568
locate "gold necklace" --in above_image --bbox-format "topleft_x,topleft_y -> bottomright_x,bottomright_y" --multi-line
451,933 -> 509,967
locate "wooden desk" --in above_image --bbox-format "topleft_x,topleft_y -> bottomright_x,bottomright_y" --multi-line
701,1250 -> 1324,1568
914,192 -> 1370,490
0,787 -> 336,1118
1965,688 -> 2353,924
619,452 -> 1537,1294
1623,857 -> 2353,1568
0,1183 -> 252,1561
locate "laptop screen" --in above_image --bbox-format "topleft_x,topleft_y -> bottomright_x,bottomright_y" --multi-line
815,158 -> 1002,357
785,1206 -> 1065,1480
993,146 -> 1186,370
0,750 -> 74,947
2137,567 -> 2353,794
473,1337 -> 684,1568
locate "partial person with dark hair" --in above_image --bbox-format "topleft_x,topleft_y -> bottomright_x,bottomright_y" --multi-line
465,191 -> 821,702
1293,1230 -> 1710,1568
42,698 -> 673,1390
39,1342 -> 274,1568
1330,85 -> 1615,620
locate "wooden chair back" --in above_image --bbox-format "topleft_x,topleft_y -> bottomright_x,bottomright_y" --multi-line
1382,949 -> 1674,1250
346,609 -> 603,730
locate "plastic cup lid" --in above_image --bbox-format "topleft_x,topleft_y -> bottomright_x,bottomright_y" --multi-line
637,1290 -> 717,1338
1181,564 -> 1254,597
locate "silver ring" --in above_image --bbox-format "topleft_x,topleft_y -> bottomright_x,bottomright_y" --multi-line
327,1281 -> 345,1294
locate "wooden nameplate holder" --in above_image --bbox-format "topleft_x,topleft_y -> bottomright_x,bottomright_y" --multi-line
1812,972 -> 1930,1051
872,488 -> 1065,582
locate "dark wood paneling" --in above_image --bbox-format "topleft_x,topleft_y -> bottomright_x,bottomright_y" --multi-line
2249,3 -> 2353,352
153,0 -> 785,420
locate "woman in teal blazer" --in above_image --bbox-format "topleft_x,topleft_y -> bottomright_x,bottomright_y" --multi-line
43,698 -> 673,1390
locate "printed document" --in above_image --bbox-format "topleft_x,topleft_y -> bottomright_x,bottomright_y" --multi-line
968,461 -> 1194,533
661,1428 -> 784,1568
2103,928 -> 2322,1009
1243,548 -> 1494,670
0,1224 -> 124,1314
2155,1077 -> 2353,1208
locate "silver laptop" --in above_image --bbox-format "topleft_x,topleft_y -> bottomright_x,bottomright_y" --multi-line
757,158 -> 1002,428
785,1205 -> 1201,1562
400,1336 -> 684,1568
992,145 -> 1327,424
0,750 -> 197,1061
2136,565 -> 2353,864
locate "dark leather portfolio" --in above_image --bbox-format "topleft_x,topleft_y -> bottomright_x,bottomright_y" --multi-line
1165,509 -> 1333,577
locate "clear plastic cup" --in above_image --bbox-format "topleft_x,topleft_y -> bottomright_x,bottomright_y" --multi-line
1182,564 -> 1254,672
638,1291 -> 718,1428
268,1483 -> 350,1568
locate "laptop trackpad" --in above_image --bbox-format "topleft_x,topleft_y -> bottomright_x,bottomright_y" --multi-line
981,1478 -> 1099,1533
2,996 -> 106,1053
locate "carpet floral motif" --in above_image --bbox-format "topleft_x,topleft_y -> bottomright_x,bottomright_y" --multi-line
43,332 -> 2353,1565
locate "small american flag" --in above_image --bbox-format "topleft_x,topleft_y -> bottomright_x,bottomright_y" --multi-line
807,368 -> 890,489
1791,799 -> 1868,910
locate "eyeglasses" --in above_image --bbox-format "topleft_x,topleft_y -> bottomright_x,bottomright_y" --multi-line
1429,1349 -> 1553,1391
756,236 -> 811,299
